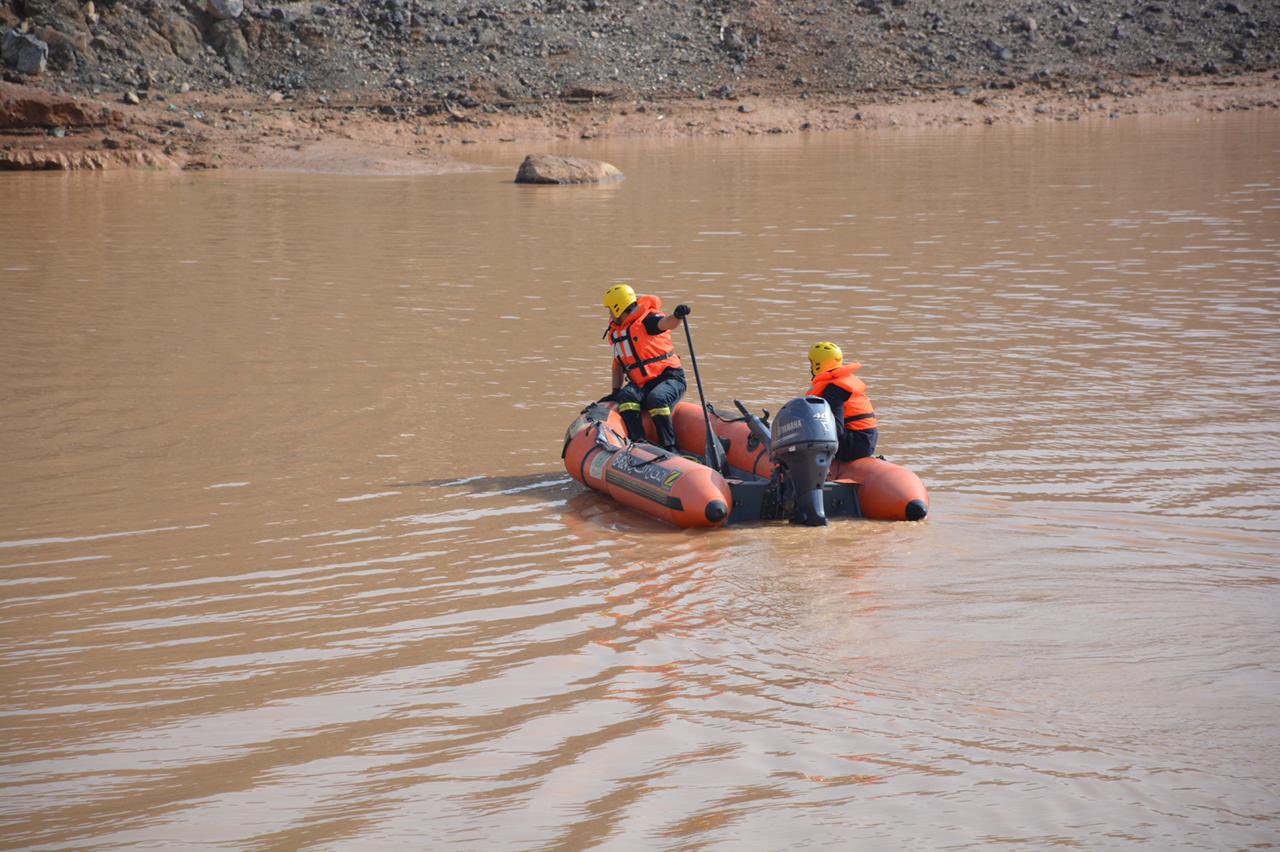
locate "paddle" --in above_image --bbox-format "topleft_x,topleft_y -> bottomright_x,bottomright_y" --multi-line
679,309 -> 727,474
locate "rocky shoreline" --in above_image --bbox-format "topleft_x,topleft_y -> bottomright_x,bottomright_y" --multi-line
3,70 -> 1278,173
1,0 -> 1278,172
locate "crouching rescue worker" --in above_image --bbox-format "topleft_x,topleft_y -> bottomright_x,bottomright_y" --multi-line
602,284 -> 689,453
807,341 -> 879,461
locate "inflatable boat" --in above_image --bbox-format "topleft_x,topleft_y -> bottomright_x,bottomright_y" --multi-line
562,397 -> 928,529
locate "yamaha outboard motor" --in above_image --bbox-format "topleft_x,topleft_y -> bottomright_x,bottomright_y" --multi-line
769,396 -> 839,526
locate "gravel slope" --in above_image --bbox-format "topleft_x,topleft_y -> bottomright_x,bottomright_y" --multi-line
2,0 -> 1276,107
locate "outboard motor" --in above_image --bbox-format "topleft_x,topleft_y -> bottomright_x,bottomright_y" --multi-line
769,396 -> 838,526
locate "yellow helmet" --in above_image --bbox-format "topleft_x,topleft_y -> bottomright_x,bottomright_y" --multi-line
808,341 -> 843,377
603,284 -> 637,319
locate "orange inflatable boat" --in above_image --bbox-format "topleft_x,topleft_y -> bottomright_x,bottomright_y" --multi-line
562,404 -> 732,527
563,396 -> 929,528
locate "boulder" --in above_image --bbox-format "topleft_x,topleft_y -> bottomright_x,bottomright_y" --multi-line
514,154 -> 623,185
206,0 -> 243,19
223,32 -> 250,74
3,29 -> 48,75
565,82 -> 616,100
0,28 -> 18,64
208,20 -> 250,74
33,26 -> 89,70
153,13 -> 203,62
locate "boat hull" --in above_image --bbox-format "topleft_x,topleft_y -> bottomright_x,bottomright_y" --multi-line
563,400 -> 928,526
562,405 -> 732,528
664,402 -> 929,522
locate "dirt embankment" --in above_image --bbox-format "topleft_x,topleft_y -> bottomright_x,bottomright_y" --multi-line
1,0 -> 1278,172
4,71 -> 1279,173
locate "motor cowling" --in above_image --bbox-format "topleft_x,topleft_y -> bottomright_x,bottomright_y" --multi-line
769,396 -> 838,526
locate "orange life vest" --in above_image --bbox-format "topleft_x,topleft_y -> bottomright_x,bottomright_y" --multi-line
606,295 -> 682,387
808,363 -> 878,431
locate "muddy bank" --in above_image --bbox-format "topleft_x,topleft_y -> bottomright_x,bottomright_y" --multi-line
3,0 -> 1279,171
0,79 -> 483,171
3,70 -> 1278,173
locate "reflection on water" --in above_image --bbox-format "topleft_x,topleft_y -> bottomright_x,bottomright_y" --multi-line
1,114 -> 1279,848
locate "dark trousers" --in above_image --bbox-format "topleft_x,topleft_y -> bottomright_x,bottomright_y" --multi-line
837,427 -> 878,462
616,370 -> 687,450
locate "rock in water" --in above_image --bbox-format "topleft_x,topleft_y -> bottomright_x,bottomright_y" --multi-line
514,154 -> 623,184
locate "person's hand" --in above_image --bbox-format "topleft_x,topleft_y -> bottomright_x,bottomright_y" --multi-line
673,304 -> 691,319
597,390 -> 619,404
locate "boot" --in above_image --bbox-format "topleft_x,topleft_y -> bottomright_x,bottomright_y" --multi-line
618,406 -> 646,442
651,413 -> 677,453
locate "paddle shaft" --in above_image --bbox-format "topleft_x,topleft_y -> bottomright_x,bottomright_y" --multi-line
681,315 -> 726,473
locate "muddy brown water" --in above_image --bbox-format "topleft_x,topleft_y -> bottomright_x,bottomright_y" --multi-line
2,113 -> 1278,849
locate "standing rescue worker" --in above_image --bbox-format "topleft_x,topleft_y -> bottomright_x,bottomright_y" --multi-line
602,284 -> 689,452
807,341 -> 879,461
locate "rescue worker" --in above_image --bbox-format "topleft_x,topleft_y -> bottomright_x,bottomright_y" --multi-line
602,284 -> 690,452
806,341 -> 879,461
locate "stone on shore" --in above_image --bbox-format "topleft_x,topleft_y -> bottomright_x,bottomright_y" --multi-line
566,83 -> 617,100
2,30 -> 48,75
208,20 -> 251,75
154,13 -> 204,62
206,0 -> 244,20
1,29 -> 20,64
32,27 -> 89,71
515,154 -> 623,185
